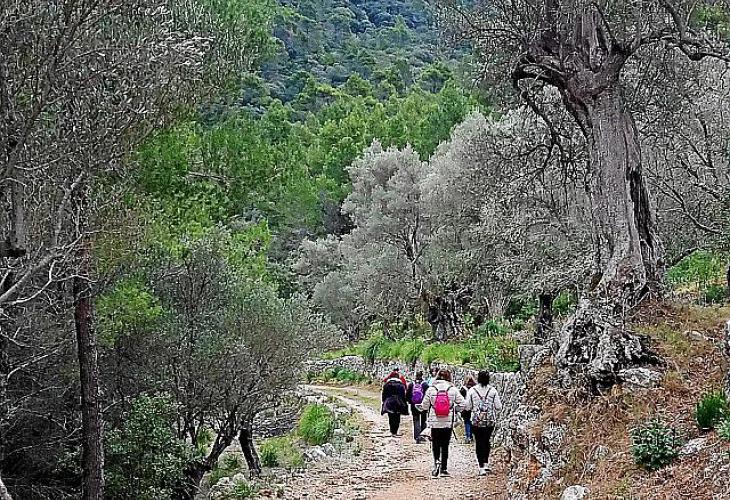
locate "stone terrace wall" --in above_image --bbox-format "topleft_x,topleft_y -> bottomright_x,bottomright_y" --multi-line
307,346 -> 544,445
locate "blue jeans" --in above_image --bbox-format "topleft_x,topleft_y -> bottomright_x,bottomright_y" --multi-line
463,414 -> 473,440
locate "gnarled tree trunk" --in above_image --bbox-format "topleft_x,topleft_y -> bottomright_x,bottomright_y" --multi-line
556,86 -> 663,391
238,423 -> 261,478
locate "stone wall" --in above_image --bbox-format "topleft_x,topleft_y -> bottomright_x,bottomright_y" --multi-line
306,345 -> 545,445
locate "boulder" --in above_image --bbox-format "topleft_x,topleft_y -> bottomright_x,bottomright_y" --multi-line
304,446 -> 328,462
618,368 -> 663,390
561,485 -> 590,500
321,443 -> 337,457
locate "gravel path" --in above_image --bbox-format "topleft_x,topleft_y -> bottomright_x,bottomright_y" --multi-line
284,385 -> 508,500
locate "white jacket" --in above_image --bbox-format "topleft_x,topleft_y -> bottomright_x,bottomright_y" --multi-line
464,384 -> 503,424
417,380 -> 465,429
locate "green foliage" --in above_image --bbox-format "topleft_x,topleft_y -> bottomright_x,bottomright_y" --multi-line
209,454 -> 245,488
630,419 -> 684,471
667,250 -> 726,303
475,318 -> 509,337
260,436 -> 304,468
298,404 -> 335,445
105,395 -> 196,500
553,291 -> 577,316
703,283 -> 728,304
696,390 -> 728,430
346,333 -> 519,371
97,279 -> 164,347
718,418 -> 730,442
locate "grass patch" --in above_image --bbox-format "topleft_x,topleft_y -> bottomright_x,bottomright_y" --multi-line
260,435 -> 303,468
298,404 -> 334,445
316,367 -> 369,384
696,390 -> 728,430
327,334 -> 519,371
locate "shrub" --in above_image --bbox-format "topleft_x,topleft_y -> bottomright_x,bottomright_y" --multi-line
298,404 -> 334,445
553,291 -> 577,316
702,283 -> 727,304
260,436 -> 303,468
630,419 -> 684,470
696,390 -> 728,430
105,394 -> 196,500
209,454 -> 245,488
360,333 -> 386,364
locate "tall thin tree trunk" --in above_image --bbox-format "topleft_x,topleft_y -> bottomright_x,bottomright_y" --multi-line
74,245 -> 104,500
535,293 -> 554,344
238,424 -> 261,478
0,472 -> 12,500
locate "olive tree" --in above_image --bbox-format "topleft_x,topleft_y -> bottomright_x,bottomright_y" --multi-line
436,0 -> 730,390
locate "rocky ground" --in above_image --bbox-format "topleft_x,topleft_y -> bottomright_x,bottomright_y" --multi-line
283,385 -> 508,500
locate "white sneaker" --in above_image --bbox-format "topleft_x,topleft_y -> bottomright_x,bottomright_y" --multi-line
478,467 -> 488,476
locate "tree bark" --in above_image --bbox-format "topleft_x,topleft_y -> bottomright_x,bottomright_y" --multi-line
535,293 -> 554,344
0,471 -> 12,500
74,246 -> 104,500
175,462 -> 208,500
238,425 -> 261,478
556,88 -> 663,391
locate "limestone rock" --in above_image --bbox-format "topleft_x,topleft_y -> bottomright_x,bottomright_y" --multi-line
304,446 -> 328,462
321,443 -> 337,457
618,368 -> 663,390
561,485 -> 589,500
680,437 -> 709,457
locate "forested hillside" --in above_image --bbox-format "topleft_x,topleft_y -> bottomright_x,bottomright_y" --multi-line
3,0 -> 730,499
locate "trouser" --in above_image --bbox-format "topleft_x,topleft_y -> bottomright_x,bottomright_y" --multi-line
431,428 -> 452,471
388,413 -> 401,435
473,425 -> 495,467
463,414 -> 473,440
412,410 -> 427,441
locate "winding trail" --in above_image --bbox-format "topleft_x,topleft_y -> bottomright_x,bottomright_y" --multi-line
285,385 -> 507,500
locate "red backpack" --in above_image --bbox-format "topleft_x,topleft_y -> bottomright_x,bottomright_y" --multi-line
433,389 -> 452,417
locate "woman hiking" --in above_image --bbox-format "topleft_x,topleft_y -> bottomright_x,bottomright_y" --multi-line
418,369 -> 465,478
459,375 -> 477,444
406,371 -> 429,443
464,370 -> 502,476
381,371 -> 408,437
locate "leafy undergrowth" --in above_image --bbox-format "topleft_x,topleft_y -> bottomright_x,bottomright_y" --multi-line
324,333 -> 520,372
526,301 -> 730,499
309,367 -> 373,385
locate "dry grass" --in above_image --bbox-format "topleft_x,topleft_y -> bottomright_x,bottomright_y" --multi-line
525,301 -> 730,499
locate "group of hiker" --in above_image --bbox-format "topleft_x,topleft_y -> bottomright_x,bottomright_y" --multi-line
381,367 -> 502,478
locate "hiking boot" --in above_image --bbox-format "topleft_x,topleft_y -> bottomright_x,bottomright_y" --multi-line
431,462 -> 440,478
440,470 -> 450,477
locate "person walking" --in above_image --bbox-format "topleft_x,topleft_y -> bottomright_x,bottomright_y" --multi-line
464,370 -> 502,476
381,371 -> 408,437
418,369 -> 465,478
460,375 -> 477,444
406,371 -> 429,443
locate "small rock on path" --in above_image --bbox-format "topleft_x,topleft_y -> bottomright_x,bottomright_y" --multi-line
285,385 -> 507,500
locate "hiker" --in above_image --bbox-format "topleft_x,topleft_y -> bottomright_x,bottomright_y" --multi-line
406,371 -> 429,443
418,369 -> 465,478
426,367 -> 438,386
460,375 -> 477,444
383,367 -> 408,387
464,370 -> 502,476
381,370 -> 409,437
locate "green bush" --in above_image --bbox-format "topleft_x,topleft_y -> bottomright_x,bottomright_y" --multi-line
553,291 -> 577,316
209,454 -> 245,488
320,367 -> 368,383
361,334 -> 386,364
105,394 -> 196,500
260,436 -> 303,468
696,390 -> 728,430
630,419 -> 684,470
718,418 -> 730,442
298,404 -> 334,445
702,283 -> 727,304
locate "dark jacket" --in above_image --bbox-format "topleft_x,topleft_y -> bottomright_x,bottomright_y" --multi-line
406,380 -> 429,413
381,378 -> 409,415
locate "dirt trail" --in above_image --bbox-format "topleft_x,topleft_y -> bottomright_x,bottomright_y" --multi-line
285,385 -> 507,500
